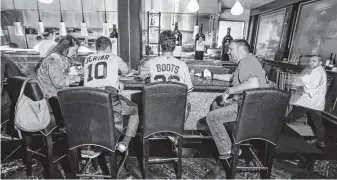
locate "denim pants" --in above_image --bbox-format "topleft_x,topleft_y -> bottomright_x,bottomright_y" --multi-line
206,95 -> 238,156
105,86 -> 139,137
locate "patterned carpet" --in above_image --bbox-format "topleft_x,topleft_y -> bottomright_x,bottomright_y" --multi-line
1,157 -> 336,179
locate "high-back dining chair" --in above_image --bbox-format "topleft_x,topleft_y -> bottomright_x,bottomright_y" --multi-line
141,82 -> 187,179
6,76 -> 62,178
224,88 -> 290,179
57,87 -> 127,179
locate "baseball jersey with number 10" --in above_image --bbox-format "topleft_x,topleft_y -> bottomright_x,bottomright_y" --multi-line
83,53 -> 128,89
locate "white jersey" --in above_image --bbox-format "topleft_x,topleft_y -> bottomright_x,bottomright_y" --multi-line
140,56 -> 193,93
83,53 -> 128,89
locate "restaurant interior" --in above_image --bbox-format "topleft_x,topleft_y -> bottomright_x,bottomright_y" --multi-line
1,0 -> 337,179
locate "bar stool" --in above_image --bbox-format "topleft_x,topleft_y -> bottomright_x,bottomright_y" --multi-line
141,82 -> 187,179
223,88 -> 290,179
57,87 -> 128,179
6,76 -> 67,178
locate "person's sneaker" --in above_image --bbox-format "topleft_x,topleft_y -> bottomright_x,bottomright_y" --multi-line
219,149 -> 242,160
167,135 -> 178,146
81,150 -> 101,159
307,139 -> 326,148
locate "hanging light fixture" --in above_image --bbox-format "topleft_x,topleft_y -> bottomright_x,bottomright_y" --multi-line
58,0 -> 66,36
80,0 -> 88,37
12,0 -> 23,36
231,0 -> 244,16
192,0 -> 199,40
39,0 -> 53,3
36,0 -> 44,34
102,0 -> 109,37
187,0 -> 199,12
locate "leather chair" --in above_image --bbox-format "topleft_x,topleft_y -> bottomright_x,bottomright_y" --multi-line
142,82 -> 187,179
223,88 -> 290,179
6,76 -> 67,178
57,87 -> 128,179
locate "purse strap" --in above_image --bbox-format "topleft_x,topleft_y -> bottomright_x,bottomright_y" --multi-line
17,78 -> 33,102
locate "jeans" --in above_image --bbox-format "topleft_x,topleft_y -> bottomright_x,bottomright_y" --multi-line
206,95 -> 239,156
286,105 -> 325,142
105,87 -> 139,137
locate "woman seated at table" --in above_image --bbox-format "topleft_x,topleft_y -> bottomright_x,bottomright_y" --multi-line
36,35 -> 81,98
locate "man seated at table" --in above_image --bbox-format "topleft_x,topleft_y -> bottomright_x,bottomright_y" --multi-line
83,36 -> 139,151
206,39 -> 269,159
139,30 -> 193,120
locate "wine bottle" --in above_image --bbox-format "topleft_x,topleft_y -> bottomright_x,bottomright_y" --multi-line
109,24 -> 118,55
325,53 -> 333,68
195,23 -> 205,60
333,54 -> 336,66
173,22 -> 182,59
221,27 -> 233,61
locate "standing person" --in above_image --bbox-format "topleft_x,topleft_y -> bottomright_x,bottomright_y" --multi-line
206,39 -> 269,159
36,35 -> 81,98
286,55 -> 327,147
36,30 -> 57,57
83,36 -> 138,150
139,30 -> 193,119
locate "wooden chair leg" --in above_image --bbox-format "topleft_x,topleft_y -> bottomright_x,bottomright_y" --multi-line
43,134 -> 54,178
260,142 -> 273,179
68,149 -> 78,179
229,144 -> 240,179
109,151 -> 117,179
143,137 -> 150,179
136,136 -> 145,178
98,153 -> 110,175
176,136 -> 183,179
266,145 -> 274,179
23,135 -> 33,177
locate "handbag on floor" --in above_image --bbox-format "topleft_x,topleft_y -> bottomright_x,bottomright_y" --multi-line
14,79 -> 50,133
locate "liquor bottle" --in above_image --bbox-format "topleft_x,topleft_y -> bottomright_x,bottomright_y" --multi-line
195,23 -> 205,60
109,24 -> 118,55
332,54 -> 337,67
173,22 -> 182,59
325,53 -> 333,69
221,27 -> 233,61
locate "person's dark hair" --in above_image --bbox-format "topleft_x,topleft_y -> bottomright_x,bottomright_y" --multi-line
231,39 -> 251,53
96,36 -> 112,51
35,35 -> 80,72
36,35 -> 43,41
9,43 -> 18,48
42,29 -> 54,38
159,30 -> 176,52
47,35 -> 80,56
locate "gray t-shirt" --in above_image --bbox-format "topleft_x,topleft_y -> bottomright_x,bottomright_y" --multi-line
232,54 -> 269,88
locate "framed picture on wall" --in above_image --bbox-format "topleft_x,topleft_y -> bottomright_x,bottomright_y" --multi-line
254,9 -> 286,60
290,0 -> 337,59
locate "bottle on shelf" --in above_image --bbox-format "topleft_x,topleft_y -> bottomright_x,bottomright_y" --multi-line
221,27 -> 233,61
332,54 -> 337,67
173,22 -> 182,59
325,53 -> 332,68
109,24 -> 118,55
195,23 -> 205,60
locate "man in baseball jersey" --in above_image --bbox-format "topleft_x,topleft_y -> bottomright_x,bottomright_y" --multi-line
83,36 -> 138,151
139,30 -> 193,119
